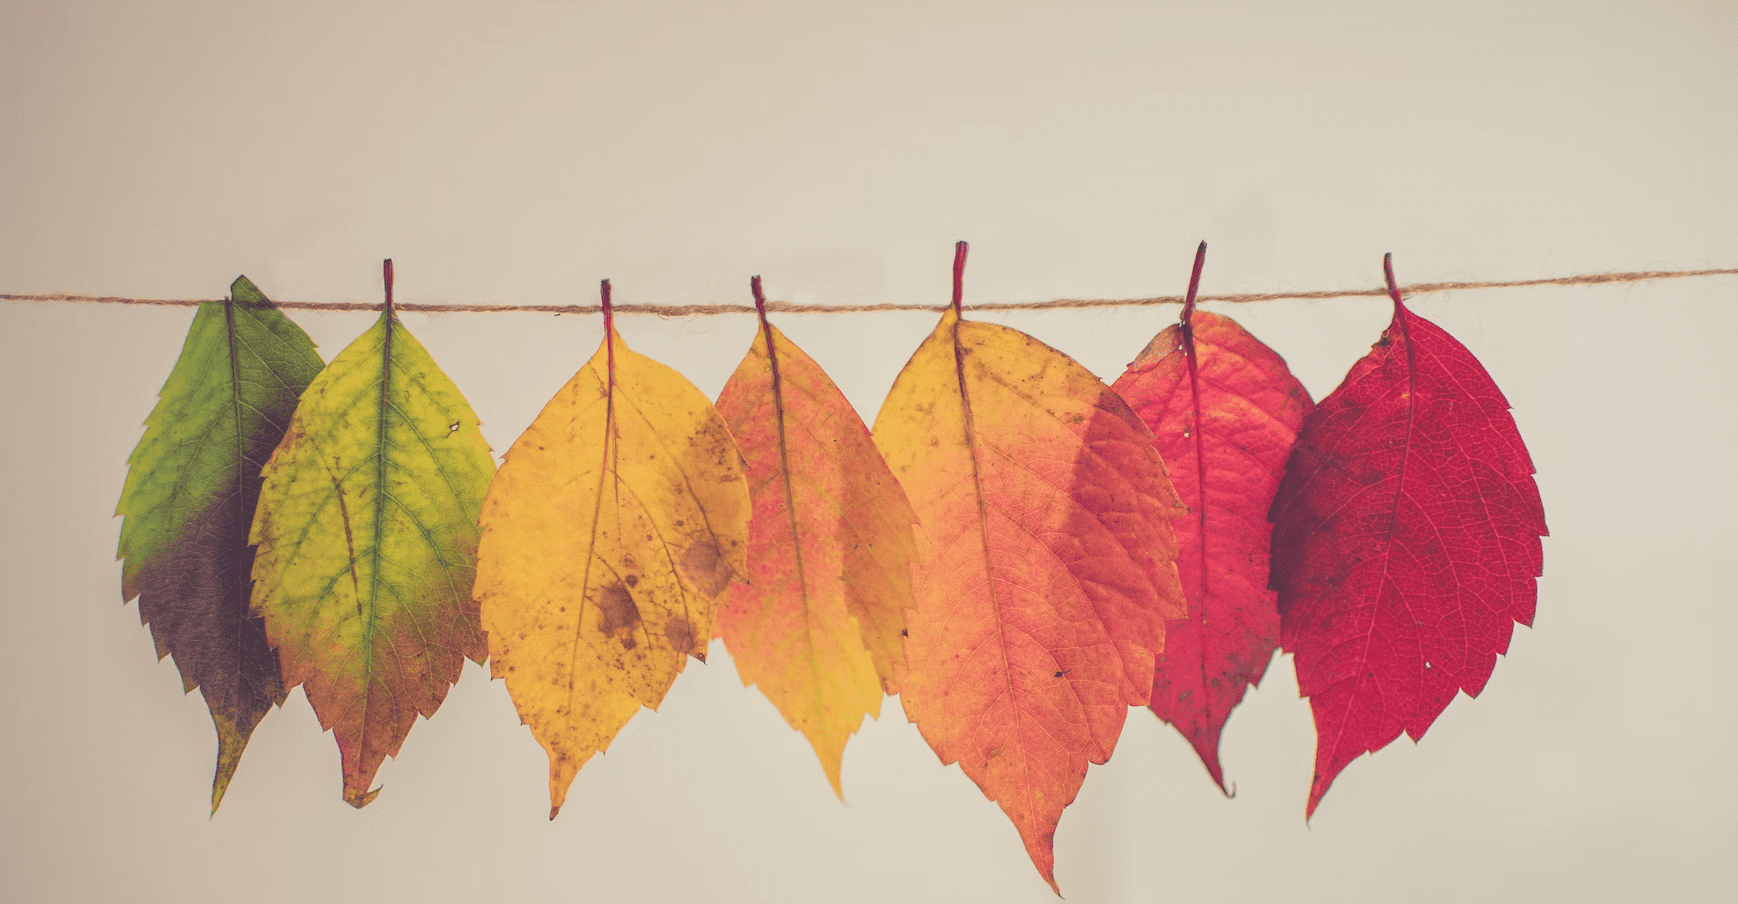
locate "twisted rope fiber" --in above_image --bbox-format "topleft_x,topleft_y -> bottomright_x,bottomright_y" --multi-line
5,267 -> 1734,316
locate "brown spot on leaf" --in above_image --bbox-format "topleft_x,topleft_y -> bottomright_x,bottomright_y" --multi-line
596,582 -> 641,646
664,617 -> 696,655
680,539 -> 732,597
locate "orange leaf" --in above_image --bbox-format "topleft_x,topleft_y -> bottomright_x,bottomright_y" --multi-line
871,244 -> 1186,891
474,281 -> 751,817
713,278 -> 917,798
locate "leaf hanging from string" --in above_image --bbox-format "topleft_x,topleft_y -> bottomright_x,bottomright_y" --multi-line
117,275 -> 324,812
872,243 -> 1187,891
1111,243 -> 1313,792
475,280 -> 752,818
1268,255 -> 1547,818
713,277 -> 916,798
250,261 -> 496,808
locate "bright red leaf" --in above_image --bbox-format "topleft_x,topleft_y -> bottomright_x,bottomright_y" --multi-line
1112,243 -> 1313,792
1268,255 -> 1546,818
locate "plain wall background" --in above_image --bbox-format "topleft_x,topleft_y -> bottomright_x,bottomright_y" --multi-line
2,2 -> 1734,901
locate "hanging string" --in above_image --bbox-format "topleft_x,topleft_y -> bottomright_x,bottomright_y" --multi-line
3,266 -> 1734,317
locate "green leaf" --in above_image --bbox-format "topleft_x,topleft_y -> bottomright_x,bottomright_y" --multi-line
116,275 -> 324,813
249,303 -> 496,808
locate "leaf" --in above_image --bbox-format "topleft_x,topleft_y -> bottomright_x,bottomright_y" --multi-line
475,280 -> 751,818
1110,243 -> 1313,792
1268,255 -> 1547,818
712,278 -> 916,799
116,276 -> 324,812
871,244 -> 1186,891
249,261 -> 496,808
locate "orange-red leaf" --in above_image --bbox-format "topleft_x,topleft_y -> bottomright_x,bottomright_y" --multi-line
871,244 -> 1186,891
1111,244 -> 1313,791
713,280 -> 916,798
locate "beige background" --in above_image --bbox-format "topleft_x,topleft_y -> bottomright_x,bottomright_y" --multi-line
3,1 -> 1735,901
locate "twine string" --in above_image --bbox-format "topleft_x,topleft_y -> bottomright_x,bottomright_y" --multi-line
4,267 -> 1734,317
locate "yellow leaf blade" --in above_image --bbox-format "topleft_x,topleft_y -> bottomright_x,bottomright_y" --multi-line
477,328 -> 750,817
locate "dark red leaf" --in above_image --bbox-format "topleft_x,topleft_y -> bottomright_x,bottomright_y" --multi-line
1269,255 -> 1547,818
1112,243 -> 1313,792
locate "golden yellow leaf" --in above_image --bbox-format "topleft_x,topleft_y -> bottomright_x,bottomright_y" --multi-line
475,283 -> 751,817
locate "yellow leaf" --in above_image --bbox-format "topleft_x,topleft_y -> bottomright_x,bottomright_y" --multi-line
475,283 -> 751,817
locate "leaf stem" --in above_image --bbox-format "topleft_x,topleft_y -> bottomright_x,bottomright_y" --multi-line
751,275 -> 767,319
1180,240 -> 1207,327
1179,242 -> 1215,681
951,241 -> 968,314
383,259 -> 395,315
601,279 -> 615,374
1383,253 -> 1403,309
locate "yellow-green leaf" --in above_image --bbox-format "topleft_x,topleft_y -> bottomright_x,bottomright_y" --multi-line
250,267 -> 496,807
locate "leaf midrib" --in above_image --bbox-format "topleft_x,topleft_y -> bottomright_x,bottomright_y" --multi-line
949,316 -> 1035,834
359,310 -> 393,771
758,322 -> 835,747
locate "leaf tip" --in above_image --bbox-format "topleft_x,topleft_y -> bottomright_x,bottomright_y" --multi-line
210,762 -> 237,816
548,761 -> 579,820
345,784 -> 383,809
1304,774 -> 1329,823
813,738 -> 850,803
1204,759 -> 1230,797
228,274 -> 265,304
826,768 -> 846,803
209,712 -> 256,816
